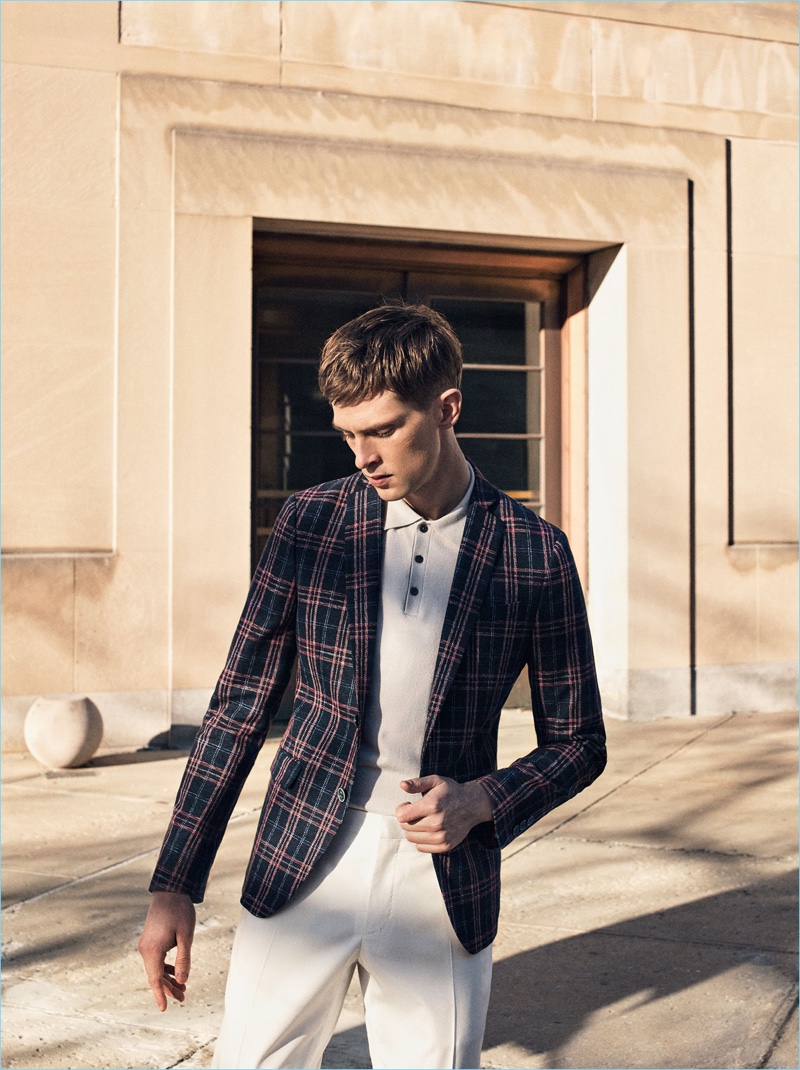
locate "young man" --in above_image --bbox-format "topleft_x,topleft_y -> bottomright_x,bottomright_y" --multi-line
139,304 -> 606,1069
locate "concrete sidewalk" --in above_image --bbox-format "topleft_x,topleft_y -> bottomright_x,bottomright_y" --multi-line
2,709 -> 797,1069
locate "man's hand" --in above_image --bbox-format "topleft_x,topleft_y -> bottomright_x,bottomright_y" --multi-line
396,775 -> 494,853
137,891 -> 196,1011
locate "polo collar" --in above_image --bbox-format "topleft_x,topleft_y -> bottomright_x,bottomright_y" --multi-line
383,465 -> 475,531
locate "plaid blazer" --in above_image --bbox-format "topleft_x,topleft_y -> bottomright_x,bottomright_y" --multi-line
150,470 -> 605,954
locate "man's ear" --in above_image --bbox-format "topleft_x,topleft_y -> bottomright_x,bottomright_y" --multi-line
438,389 -> 463,429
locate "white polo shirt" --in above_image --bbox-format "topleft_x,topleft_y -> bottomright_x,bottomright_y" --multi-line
349,467 -> 475,815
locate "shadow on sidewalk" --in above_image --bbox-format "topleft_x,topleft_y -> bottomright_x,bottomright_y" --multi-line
324,870 -> 797,1068
486,868 -> 797,1063
87,747 -> 191,767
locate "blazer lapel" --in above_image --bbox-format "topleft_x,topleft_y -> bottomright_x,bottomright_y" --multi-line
345,479 -> 383,716
424,475 -> 505,743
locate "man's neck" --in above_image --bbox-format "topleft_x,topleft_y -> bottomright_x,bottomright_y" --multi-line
403,449 -> 472,521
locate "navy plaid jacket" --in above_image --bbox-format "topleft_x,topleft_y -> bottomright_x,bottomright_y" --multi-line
150,470 -> 606,954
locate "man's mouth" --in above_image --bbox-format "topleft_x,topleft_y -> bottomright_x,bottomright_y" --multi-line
366,473 -> 391,486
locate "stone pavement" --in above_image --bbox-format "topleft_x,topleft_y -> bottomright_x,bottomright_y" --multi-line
2,709 -> 797,1070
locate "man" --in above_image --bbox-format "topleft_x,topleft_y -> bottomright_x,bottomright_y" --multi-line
139,303 -> 606,1069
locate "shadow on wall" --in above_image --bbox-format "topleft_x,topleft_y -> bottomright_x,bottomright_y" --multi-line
324,869 -> 797,1069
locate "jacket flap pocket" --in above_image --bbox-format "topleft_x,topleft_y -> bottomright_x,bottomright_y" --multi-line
281,757 -> 302,789
270,748 -> 303,789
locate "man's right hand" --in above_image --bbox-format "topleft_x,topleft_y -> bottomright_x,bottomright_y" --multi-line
137,890 -> 196,1011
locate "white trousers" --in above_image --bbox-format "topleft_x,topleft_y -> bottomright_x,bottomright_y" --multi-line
212,808 -> 493,1069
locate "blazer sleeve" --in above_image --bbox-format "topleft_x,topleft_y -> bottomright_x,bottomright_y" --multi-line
477,529 -> 606,848
149,495 -> 299,901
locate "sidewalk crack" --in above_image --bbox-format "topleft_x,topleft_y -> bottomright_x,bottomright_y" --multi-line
757,984 -> 798,1069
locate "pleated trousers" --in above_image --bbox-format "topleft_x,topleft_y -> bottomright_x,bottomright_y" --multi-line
212,808 -> 493,1069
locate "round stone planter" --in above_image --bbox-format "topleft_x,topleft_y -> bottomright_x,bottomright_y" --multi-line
24,696 -> 104,769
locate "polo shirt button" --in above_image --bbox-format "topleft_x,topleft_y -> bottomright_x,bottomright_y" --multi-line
409,587 -> 419,596
419,523 -> 429,533
337,787 -> 347,803
415,555 -> 424,563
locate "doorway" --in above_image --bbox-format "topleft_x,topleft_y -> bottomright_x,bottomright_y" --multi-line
252,230 -> 583,571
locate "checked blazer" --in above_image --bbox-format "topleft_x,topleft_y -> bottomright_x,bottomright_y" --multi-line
150,469 -> 606,955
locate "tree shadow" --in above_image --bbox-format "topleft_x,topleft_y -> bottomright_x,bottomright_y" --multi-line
483,868 -> 798,1067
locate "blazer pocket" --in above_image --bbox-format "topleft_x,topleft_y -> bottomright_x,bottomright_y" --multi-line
270,749 -> 303,790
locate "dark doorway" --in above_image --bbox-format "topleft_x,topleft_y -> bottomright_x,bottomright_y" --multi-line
252,230 -> 581,572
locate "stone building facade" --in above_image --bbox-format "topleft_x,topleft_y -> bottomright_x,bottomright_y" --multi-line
2,1 -> 797,748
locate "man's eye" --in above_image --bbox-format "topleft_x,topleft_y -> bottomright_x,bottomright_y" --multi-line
376,429 -> 393,438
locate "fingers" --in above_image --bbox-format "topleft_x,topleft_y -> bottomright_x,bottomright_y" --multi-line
140,945 -> 169,1012
403,826 -> 460,853
396,776 -> 447,824
396,800 -> 425,824
162,963 -> 187,1003
173,931 -> 192,986
409,841 -> 449,854
138,891 -> 196,1012
139,936 -> 173,1012
400,775 -> 441,795
396,775 -> 477,853
397,797 -> 456,852
140,949 -> 187,1011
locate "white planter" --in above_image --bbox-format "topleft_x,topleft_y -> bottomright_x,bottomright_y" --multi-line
24,696 -> 104,769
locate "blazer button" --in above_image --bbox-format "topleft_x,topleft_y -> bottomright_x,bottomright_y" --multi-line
337,787 -> 347,803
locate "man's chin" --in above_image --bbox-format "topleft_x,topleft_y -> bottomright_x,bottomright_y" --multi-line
365,477 -> 402,500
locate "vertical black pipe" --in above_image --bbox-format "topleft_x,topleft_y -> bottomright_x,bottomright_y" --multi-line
688,180 -> 697,717
250,272 -> 259,577
726,140 -> 735,546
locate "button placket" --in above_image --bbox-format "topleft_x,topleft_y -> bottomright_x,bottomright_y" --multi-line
404,523 -> 431,615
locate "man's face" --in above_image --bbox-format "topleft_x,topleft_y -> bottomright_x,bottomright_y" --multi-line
331,390 -> 457,506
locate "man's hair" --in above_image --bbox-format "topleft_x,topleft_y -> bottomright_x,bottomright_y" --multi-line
318,303 -> 462,409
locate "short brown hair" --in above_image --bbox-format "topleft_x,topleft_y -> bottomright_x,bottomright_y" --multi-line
318,303 -> 462,409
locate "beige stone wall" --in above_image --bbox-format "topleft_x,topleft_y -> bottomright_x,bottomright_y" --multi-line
2,1 -> 797,745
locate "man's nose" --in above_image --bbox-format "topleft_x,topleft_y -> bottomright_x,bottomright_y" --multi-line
353,440 -> 379,471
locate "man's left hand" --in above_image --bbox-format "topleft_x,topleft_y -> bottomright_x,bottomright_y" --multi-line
396,775 -> 494,852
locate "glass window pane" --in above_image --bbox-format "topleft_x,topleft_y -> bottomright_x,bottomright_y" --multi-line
256,289 -> 382,363
255,430 -> 354,492
289,434 -> 355,488
458,368 -> 529,435
429,297 -> 528,365
460,438 -> 528,492
459,438 -> 541,502
253,288 -> 379,516
254,348 -> 331,436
